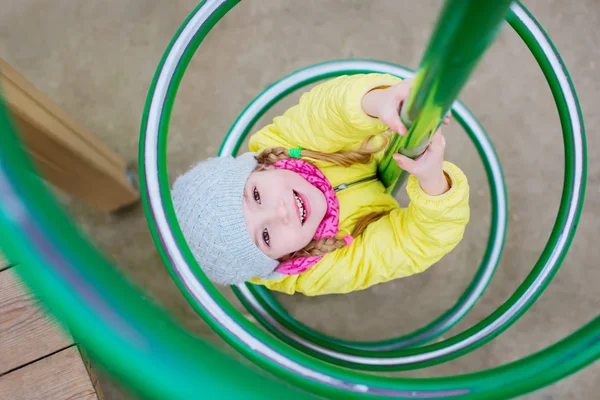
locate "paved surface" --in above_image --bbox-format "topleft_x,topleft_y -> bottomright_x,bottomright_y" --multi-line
1,0 -> 598,398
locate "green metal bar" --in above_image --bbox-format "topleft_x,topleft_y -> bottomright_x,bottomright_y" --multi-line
378,0 -> 513,191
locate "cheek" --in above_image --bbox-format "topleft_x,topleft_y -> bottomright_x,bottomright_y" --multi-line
293,232 -> 314,251
282,226 -> 313,249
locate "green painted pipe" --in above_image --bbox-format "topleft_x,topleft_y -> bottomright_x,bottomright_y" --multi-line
378,0 -> 513,191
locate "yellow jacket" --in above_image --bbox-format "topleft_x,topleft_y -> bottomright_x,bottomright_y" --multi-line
249,74 -> 470,296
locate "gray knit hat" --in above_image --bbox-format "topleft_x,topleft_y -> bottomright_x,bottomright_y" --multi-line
172,153 -> 281,285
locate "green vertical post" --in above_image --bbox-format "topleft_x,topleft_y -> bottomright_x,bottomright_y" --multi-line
378,0 -> 513,191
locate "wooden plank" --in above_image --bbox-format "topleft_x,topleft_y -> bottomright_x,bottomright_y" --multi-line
0,267 -> 73,375
0,347 -> 97,400
1,78 -> 129,187
79,349 -> 106,400
0,58 -> 125,169
0,58 -> 139,212
27,147 -> 103,207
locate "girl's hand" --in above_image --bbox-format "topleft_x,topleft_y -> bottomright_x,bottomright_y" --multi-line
361,79 -> 451,135
393,130 -> 450,196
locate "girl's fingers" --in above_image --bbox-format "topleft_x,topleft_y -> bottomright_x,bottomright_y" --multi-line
383,108 -> 407,135
395,78 -> 413,93
391,79 -> 413,106
393,153 -> 417,173
394,118 -> 408,135
428,130 -> 445,153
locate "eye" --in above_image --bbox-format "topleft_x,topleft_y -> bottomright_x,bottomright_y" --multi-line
253,187 -> 261,204
262,228 -> 270,247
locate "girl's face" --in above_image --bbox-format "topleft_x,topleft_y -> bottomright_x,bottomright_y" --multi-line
242,168 -> 327,260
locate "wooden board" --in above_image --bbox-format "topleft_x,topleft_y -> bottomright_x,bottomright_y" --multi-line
0,58 -> 125,170
79,349 -> 106,400
0,347 -> 97,400
0,58 -> 139,211
0,267 -> 73,375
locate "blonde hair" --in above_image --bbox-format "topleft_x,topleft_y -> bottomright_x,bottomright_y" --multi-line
255,138 -> 391,262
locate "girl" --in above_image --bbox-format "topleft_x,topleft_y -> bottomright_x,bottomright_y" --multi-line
172,74 -> 469,296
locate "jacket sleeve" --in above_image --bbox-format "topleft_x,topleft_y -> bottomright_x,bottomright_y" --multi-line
252,162 -> 470,296
248,74 -> 401,154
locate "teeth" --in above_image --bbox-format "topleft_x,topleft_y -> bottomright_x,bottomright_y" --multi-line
294,191 -> 306,224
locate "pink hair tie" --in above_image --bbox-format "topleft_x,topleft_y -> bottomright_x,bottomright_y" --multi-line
343,235 -> 354,246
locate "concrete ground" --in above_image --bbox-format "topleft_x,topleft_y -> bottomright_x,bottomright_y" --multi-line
1,0 -> 599,398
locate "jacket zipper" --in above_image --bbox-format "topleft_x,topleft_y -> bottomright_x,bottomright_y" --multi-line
333,174 -> 378,192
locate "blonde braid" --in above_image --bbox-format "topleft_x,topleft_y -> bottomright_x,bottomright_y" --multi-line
255,147 -> 292,169
286,238 -> 346,259
255,135 -> 388,171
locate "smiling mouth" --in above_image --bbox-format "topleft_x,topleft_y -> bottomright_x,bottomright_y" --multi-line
293,190 -> 307,225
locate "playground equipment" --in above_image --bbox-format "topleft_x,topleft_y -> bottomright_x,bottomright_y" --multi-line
0,0 -> 595,399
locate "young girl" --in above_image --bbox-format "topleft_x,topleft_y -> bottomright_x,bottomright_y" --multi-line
173,74 -> 469,296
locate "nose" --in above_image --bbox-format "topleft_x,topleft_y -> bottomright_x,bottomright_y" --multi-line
276,199 -> 290,225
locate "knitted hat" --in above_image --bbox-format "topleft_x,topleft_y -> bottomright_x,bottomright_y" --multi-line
171,153 -> 281,285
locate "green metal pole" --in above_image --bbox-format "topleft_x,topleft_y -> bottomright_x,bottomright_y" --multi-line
378,0 -> 513,191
